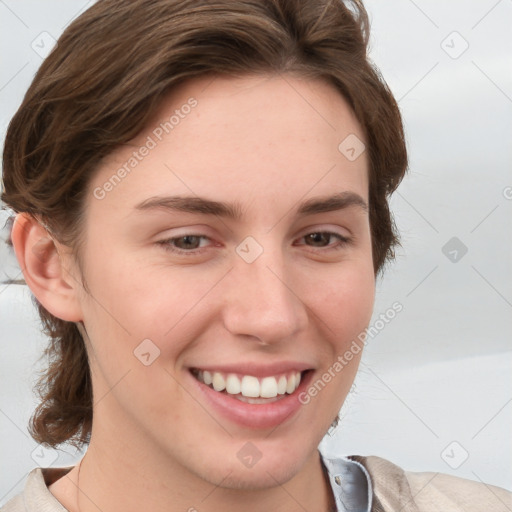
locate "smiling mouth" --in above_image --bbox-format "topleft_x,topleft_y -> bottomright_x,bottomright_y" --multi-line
190,369 -> 307,404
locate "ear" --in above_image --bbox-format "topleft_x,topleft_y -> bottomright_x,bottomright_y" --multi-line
11,213 -> 83,322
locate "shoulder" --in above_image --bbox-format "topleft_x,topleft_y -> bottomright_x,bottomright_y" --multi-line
405,468 -> 512,512
1,467 -> 72,512
349,455 -> 512,512
0,494 -> 24,512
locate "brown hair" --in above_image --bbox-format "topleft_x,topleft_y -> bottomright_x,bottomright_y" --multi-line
1,0 -> 407,449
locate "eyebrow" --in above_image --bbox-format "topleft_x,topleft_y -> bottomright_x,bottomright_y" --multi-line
134,192 -> 368,220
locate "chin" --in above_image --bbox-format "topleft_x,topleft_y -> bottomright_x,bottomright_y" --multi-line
189,436 -> 319,491
204,458 -> 302,491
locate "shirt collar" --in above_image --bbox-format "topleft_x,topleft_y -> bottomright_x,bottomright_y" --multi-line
321,453 -> 372,512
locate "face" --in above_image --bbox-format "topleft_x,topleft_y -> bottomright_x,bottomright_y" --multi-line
71,74 -> 375,488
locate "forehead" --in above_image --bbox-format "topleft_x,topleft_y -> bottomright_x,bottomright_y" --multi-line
88,74 -> 368,219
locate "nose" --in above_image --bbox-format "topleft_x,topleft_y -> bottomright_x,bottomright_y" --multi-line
221,248 -> 308,345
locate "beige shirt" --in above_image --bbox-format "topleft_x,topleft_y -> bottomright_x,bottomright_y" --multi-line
1,455 -> 510,511
351,455 -> 512,512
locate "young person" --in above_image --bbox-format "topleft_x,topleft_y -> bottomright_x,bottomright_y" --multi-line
1,1 -> 510,511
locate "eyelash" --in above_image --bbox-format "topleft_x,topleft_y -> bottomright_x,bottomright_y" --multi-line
156,232 -> 352,256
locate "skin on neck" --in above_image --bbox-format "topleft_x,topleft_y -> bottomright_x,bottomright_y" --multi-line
51,427 -> 335,512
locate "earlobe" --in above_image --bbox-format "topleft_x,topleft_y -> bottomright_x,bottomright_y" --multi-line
11,213 -> 83,322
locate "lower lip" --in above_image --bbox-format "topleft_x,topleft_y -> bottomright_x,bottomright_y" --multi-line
189,371 -> 312,429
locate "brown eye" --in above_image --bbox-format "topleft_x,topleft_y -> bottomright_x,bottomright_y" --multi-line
172,235 -> 203,250
302,232 -> 350,249
157,234 -> 212,255
305,232 -> 331,247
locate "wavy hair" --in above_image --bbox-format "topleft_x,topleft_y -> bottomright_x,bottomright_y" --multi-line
1,0 -> 407,448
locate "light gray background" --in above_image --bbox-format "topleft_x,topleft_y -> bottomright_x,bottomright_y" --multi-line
1,0 -> 511,505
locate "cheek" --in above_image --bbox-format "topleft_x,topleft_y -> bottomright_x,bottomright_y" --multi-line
300,259 -> 375,346
308,276 -> 371,409
338,270 -> 375,339
78,250 -> 218,364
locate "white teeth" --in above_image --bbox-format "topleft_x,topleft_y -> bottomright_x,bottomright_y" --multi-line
241,375 -> 260,398
285,373 -> 296,394
226,374 -> 241,395
196,370 -> 303,399
212,372 -> 226,392
277,375 -> 287,395
260,376 -> 278,398
203,370 -> 213,386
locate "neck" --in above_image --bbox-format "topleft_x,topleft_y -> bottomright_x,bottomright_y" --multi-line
71,418 -> 335,512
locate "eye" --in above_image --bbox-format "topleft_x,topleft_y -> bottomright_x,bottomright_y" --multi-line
156,230 -> 351,256
157,234 -> 212,255
296,231 -> 351,250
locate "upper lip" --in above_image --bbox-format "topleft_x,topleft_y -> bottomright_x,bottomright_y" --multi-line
189,361 -> 313,378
